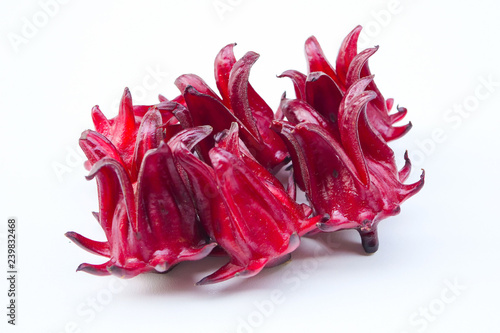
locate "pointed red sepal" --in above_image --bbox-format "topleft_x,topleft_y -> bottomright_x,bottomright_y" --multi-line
91,105 -> 111,136
196,262 -> 251,286
305,72 -> 344,127
175,74 -> 221,101
278,70 -> 307,100
305,36 -> 341,87
345,46 -> 379,88
215,43 -> 237,107
398,169 -> 425,203
65,231 -> 110,258
131,107 -> 163,181
390,105 -> 408,124
79,130 -> 125,168
336,25 -> 363,86
385,122 -> 413,141
76,262 -> 111,276
398,151 -> 412,182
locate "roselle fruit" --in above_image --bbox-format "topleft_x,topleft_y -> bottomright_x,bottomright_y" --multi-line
274,76 -> 424,253
66,108 -> 215,278
170,123 -> 326,284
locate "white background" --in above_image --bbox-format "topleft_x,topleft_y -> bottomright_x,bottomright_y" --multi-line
1,0 -> 499,332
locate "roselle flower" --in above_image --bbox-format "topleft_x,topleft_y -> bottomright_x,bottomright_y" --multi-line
173,44 -> 288,171
278,26 -> 411,142
66,110 -> 215,278
274,76 -> 424,253
171,123 -> 326,284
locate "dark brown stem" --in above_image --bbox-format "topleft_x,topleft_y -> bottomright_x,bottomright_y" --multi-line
358,226 -> 379,254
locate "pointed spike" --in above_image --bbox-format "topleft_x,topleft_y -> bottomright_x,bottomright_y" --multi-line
389,105 -> 408,124
175,74 -> 220,101
196,262 -> 246,285
91,105 -> 111,135
117,87 -> 136,132
76,262 -> 111,276
65,231 -> 110,257
345,46 -> 379,88
278,70 -> 307,100
304,36 -> 340,86
215,43 -> 237,106
228,51 -> 262,139
336,25 -> 363,84
385,122 -> 413,141
399,169 -> 425,202
398,151 -> 412,182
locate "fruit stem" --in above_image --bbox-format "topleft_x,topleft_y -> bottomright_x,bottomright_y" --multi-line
358,225 -> 379,254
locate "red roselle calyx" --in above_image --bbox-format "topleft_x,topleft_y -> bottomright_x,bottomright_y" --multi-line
172,123 -> 326,284
272,25 -> 424,253
274,77 -> 424,253
67,26 -> 425,283
67,107 -> 215,278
